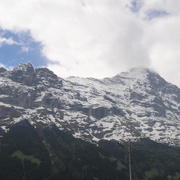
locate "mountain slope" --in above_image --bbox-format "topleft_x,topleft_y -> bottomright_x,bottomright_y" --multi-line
0,64 -> 180,145
1,120 -> 180,180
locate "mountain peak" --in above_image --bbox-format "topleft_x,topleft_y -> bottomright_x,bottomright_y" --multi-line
8,63 -> 35,86
103,67 -> 168,93
0,67 -> 7,73
119,67 -> 156,79
13,63 -> 34,72
107,67 -> 158,85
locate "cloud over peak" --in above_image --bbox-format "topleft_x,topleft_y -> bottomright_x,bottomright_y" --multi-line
0,0 -> 180,86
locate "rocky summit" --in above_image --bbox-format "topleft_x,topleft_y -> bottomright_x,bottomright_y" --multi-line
0,64 -> 180,145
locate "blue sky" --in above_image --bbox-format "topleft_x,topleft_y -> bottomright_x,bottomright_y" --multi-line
0,29 -> 48,68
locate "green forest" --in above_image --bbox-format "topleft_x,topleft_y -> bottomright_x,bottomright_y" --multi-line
0,120 -> 180,180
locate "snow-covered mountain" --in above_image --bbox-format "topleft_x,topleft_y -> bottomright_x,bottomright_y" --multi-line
0,64 -> 180,145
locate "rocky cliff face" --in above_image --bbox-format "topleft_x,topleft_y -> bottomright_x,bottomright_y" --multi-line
0,64 -> 180,145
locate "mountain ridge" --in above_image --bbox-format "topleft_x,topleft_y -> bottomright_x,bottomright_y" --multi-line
0,64 -> 180,145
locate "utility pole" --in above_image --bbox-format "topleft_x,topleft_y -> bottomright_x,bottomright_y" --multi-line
128,140 -> 132,180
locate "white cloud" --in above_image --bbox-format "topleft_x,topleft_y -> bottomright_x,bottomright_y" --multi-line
0,37 -> 19,47
0,0 -> 179,86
